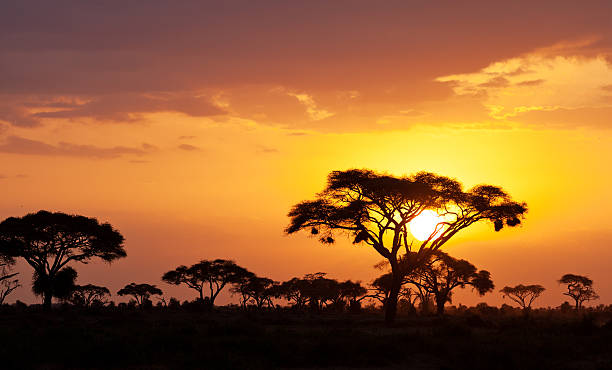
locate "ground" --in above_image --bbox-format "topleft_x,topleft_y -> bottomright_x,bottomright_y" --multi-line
1,307 -> 611,369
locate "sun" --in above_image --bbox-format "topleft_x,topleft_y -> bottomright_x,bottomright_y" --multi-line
409,210 -> 443,241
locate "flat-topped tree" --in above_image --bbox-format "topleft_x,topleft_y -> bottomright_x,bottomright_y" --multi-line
500,284 -> 546,310
286,169 -> 526,323
117,283 -> 162,307
71,284 -> 111,307
559,274 -> 599,309
0,210 -> 126,310
162,259 -> 250,306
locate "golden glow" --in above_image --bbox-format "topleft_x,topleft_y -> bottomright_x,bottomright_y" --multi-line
409,210 -> 443,241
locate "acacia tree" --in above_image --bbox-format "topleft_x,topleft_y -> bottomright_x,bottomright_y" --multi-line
286,169 -> 526,323
405,251 -> 494,315
559,274 -> 599,309
162,259 -> 250,306
500,284 -> 545,310
275,277 -> 311,309
70,284 -> 111,307
370,273 -> 416,309
0,211 -> 126,310
231,274 -> 276,308
117,283 -> 162,307
340,280 -> 369,310
0,258 -> 19,304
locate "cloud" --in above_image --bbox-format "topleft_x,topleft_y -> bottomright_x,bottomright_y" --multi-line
287,93 -> 334,121
177,144 -> 200,151
256,145 -> 279,154
0,135 -> 153,158
436,53 -> 612,127
0,1 -> 610,131
178,135 -> 197,140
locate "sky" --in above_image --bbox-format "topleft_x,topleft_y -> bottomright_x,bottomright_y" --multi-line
1,0 -> 611,308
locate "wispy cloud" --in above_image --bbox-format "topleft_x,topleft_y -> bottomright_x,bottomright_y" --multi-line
177,144 -> 201,151
287,93 -> 334,121
0,136 -> 154,159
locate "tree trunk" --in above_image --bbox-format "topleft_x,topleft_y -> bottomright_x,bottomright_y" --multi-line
384,272 -> 402,325
574,299 -> 580,310
43,290 -> 53,311
436,297 -> 445,315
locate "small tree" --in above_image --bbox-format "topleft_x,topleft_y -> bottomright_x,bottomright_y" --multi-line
71,284 -> 111,307
370,273 -> 416,309
32,267 -> 78,304
500,284 -> 545,310
405,251 -> 494,315
275,277 -> 311,309
0,211 -> 126,310
340,280 -> 368,311
231,274 -> 276,309
162,259 -> 250,306
117,283 -> 162,307
0,258 -> 19,304
559,274 -> 599,309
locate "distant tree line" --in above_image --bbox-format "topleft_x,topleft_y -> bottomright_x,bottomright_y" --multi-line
0,171 -> 601,319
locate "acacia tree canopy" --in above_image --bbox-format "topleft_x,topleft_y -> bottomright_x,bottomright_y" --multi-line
286,169 -> 526,323
405,251 -> 494,315
117,283 -> 162,307
559,274 -> 599,309
0,210 -> 126,309
162,259 -> 250,306
500,284 -> 545,310
71,284 -> 111,307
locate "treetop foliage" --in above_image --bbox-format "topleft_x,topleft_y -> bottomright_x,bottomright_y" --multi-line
0,210 -> 126,266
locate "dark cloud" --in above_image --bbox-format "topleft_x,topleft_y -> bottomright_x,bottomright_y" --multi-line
178,135 -> 197,140
31,93 -> 225,122
256,145 -> 279,154
516,79 -> 545,87
0,0 -> 609,130
0,135 -> 153,158
177,144 -> 200,151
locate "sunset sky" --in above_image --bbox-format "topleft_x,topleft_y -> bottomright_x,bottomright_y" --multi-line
1,1 -> 611,308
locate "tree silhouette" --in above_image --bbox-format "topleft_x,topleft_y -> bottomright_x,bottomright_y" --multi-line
500,284 -> 545,310
0,210 -> 126,310
70,284 -> 111,307
340,280 -> 368,312
286,169 -> 526,323
405,251 -> 494,315
32,266 -> 77,303
275,277 -> 311,309
162,259 -> 249,307
117,283 -> 162,307
0,257 -> 19,304
231,273 -> 276,309
558,274 -> 599,309
370,273 -> 415,309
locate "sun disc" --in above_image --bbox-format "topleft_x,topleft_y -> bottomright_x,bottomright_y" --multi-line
409,210 -> 441,241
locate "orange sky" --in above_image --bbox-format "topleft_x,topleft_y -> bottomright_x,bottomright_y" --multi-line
1,1 -> 611,308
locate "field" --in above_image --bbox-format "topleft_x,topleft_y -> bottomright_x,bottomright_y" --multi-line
1,306 -> 612,369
